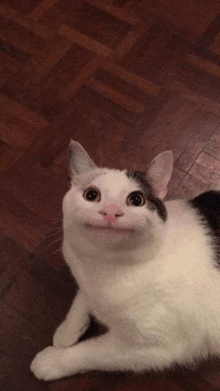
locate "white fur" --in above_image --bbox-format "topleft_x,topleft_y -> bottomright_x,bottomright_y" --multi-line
31,152 -> 220,381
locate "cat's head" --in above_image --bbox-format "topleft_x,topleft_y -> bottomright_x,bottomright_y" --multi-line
63,141 -> 173,248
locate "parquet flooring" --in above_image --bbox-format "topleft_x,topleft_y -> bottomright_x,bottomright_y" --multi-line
1,0 -> 220,389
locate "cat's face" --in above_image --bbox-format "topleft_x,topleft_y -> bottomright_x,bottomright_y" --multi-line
63,141 -> 173,248
63,170 -> 165,247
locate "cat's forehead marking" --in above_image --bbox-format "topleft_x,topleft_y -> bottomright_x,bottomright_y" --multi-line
126,170 -> 152,196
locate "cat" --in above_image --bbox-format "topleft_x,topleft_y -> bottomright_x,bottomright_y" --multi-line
31,140 -> 220,381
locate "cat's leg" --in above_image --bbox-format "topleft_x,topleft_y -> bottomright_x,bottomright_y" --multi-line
53,290 -> 90,348
31,331 -> 176,381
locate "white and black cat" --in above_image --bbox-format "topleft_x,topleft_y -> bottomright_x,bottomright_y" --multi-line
31,140 -> 220,381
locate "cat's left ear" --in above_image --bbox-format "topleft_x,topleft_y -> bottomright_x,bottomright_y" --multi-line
147,151 -> 173,199
69,140 -> 97,176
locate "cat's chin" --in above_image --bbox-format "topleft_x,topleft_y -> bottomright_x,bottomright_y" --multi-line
84,224 -> 135,239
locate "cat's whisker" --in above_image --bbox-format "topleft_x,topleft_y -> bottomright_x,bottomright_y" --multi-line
36,237 -> 63,253
43,229 -> 63,239
37,217 -> 63,231
45,237 -> 62,247
34,233 -> 63,260
48,247 -> 62,257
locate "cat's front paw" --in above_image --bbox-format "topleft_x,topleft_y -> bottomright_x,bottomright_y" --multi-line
53,320 -> 78,348
30,346 -> 65,381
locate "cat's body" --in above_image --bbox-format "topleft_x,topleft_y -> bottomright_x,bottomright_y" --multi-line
31,142 -> 220,381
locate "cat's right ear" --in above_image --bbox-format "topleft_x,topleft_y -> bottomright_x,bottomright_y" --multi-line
69,140 -> 97,176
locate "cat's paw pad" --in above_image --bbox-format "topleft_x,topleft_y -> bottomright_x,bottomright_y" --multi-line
30,346 -> 65,381
53,321 -> 78,348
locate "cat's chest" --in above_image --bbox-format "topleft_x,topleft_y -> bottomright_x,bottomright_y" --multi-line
77,265 -> 140,305
86,276 -> 147,331
71,258 -> 163,319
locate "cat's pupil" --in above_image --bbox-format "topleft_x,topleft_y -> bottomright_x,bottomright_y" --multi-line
84,189 -> 99,202
128,192 -> 145,207
130,194 -> 142,206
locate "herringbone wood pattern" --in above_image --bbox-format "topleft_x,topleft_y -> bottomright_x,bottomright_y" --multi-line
1,0 -> 220,389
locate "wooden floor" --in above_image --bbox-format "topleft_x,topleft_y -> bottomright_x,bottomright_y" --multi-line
1,0 -> 220,389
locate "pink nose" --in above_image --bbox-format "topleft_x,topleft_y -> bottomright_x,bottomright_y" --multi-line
99,204 -> 124,223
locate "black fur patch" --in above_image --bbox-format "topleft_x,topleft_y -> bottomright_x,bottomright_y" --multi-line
126,170 -> 167,222
189,191 -> 220,266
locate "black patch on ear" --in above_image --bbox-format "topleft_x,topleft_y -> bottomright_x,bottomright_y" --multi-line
189,191 -> 220,266
126,170 -> 167,222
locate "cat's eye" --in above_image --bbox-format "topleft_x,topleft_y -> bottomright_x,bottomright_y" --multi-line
127,191 -> 145,207
83,187 -> 101,202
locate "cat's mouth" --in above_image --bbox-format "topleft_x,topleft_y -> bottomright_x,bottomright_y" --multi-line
84,224 -> 134,237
